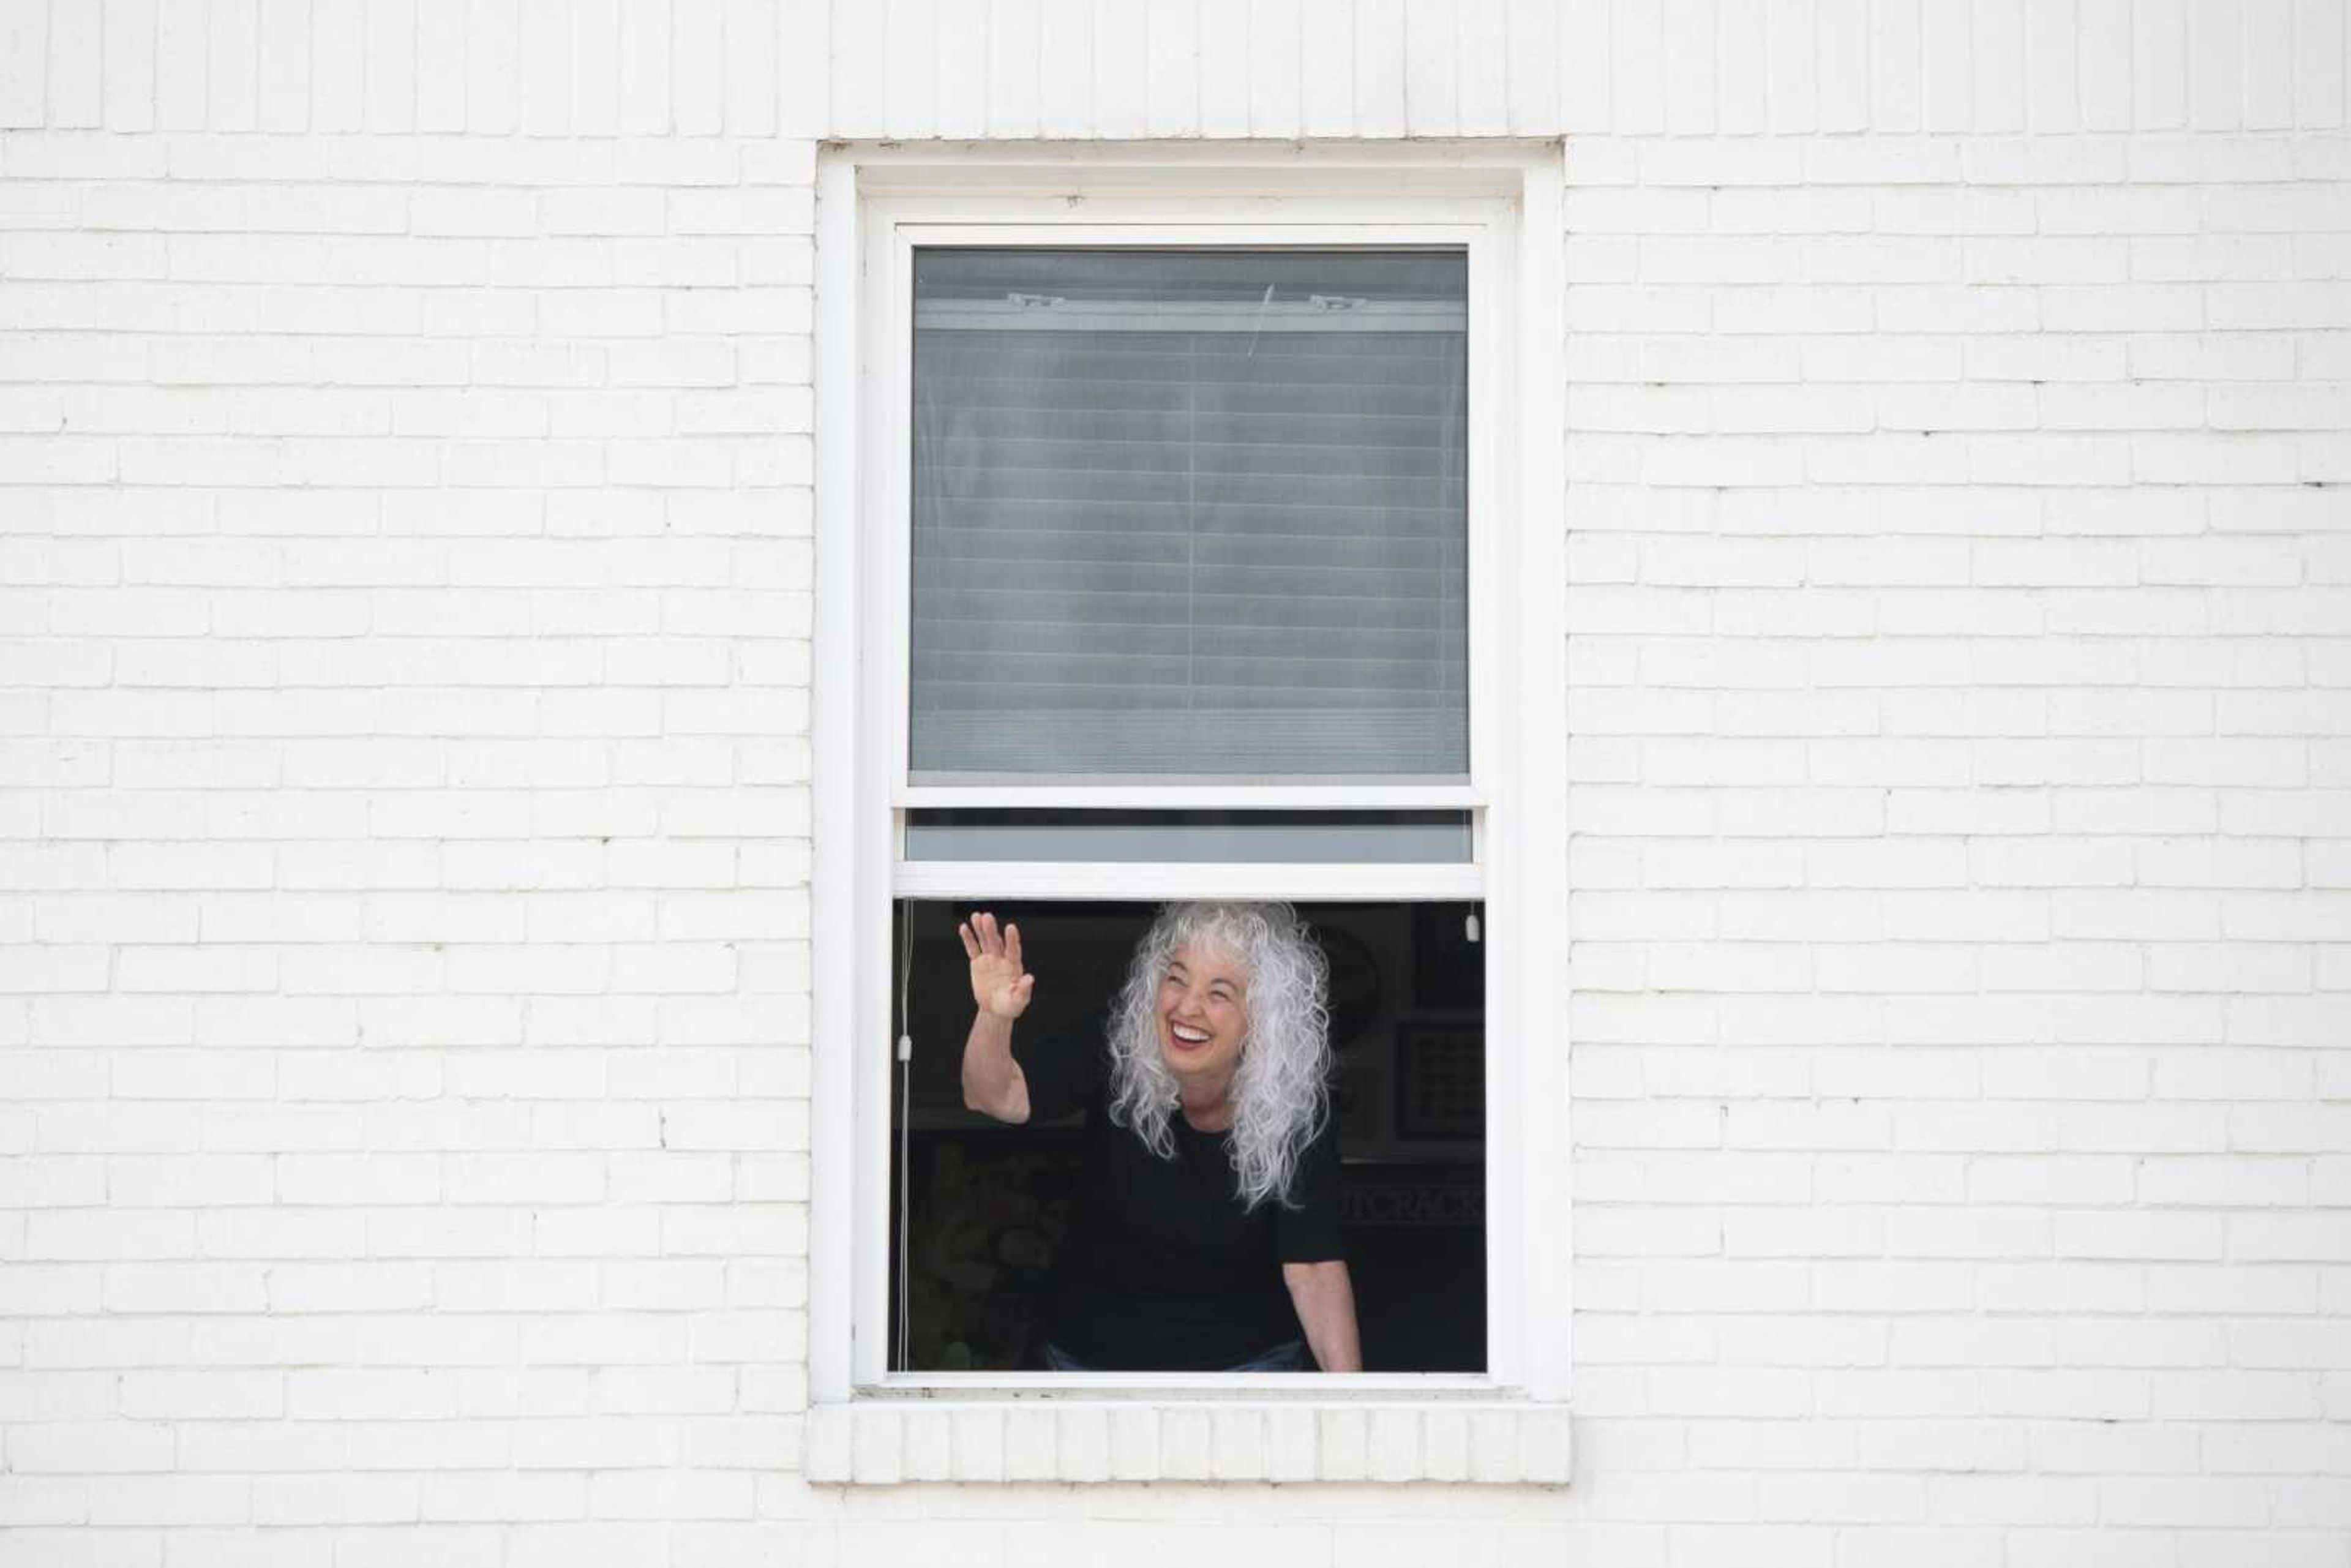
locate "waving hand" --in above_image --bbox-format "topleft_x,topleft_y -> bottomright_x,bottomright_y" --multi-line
959,910 -> 1034,1022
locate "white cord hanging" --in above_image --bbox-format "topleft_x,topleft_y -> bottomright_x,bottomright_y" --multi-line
894,904 -> 916,1373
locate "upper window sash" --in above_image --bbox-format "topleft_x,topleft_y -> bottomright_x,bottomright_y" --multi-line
866,214 -> 1512,813
906,245 -> 1471,783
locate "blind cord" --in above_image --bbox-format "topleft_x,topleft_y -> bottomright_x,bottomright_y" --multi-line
894,904 -> 915,1373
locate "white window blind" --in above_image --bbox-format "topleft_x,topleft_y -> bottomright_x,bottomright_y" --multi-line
909,249 -> 1469,782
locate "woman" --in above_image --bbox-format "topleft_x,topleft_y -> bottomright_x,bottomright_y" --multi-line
958,902 -> 1362,1373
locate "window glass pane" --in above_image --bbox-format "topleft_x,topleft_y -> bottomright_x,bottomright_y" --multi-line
910,249 -> 1469,781
890,898 -> 1485,1372
904,809 -> 1474,863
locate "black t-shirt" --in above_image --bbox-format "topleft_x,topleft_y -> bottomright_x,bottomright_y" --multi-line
1016,1019 -> 1345,1371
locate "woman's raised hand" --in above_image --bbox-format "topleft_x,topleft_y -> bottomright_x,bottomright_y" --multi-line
959,910 -> 1034,1021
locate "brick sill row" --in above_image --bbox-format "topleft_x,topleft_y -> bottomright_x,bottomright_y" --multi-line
806,1400 -> 1572,1485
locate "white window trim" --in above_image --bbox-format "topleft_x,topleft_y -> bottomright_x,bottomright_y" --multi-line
808,141 -> 1569,1485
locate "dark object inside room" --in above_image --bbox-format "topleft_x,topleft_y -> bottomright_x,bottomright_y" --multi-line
888,899 -> 1486,1373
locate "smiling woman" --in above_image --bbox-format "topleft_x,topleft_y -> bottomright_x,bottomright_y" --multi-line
955,902 -> 1363,1374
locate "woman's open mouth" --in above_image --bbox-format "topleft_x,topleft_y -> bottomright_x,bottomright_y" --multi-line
1168,1021 -> 1212,1050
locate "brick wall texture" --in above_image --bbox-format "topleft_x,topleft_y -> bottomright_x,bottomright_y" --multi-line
2,0 -> 2347,1562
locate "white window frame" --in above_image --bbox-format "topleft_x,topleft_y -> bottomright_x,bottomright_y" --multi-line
808,141 -> 1569,1485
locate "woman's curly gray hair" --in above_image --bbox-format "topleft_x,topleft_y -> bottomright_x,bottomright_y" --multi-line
1104,901 -> 1332,1210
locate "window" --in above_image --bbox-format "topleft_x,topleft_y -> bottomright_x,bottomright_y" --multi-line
809,144 -> 1569,1484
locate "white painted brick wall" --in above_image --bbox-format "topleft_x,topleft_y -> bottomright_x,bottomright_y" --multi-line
2,0 -> 2347,1560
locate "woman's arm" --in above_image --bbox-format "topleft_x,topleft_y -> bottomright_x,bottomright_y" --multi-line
1281,1259 -> 1362,1373
959,912 -> 1036,1123
960,1008 -> 1029,1123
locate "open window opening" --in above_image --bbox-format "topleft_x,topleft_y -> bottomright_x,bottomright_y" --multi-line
887,896 -> 1487,1375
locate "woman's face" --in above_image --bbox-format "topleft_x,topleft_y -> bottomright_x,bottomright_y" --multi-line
1155,939 -> 1250,1086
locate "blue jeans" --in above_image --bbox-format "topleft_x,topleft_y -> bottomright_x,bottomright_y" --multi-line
1045,1339 -> 1307,1373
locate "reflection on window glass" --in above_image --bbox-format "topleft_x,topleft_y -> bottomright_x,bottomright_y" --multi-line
910,249 -> 1469,782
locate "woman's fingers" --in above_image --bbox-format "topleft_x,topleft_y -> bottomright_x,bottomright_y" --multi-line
961,913 -> 1027,1011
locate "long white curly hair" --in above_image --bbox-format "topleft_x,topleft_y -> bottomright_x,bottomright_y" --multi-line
1104,901 -> 1333,1210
